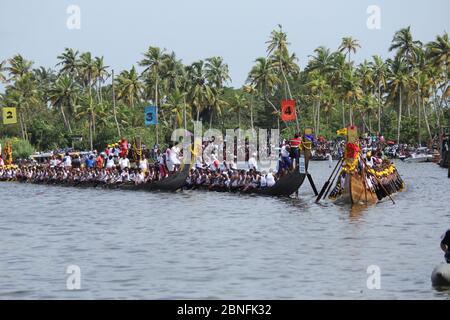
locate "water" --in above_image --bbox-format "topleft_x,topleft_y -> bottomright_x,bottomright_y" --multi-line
0,161 -> 449,299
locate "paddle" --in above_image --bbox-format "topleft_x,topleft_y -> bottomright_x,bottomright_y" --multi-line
368,169 -> 396,205
322,161 -> 343,200
315,157 -> 343,203
307,173 -> 318,196
359,155 -> 395,205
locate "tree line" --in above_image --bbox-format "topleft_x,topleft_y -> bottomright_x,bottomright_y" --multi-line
0,25 -> 448,152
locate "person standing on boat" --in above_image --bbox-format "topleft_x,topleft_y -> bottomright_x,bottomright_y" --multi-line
170,143 -> 181,172
280,142 -> 291,172
63,152 -> 72,168
248,152 -> 258,171
157,150 -> 168,179
440,229 -> 450,263
85,155 -> 95,169
290,133 -> 302,167
106,155 -> 115,169
96,153 -> 104,169
139,156 -> 149,173
119,154 -> 130,170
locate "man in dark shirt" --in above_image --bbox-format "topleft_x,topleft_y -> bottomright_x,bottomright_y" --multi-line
440,229 -> 450,263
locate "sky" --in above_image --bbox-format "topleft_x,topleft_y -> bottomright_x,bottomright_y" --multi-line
0,0 -> 449,89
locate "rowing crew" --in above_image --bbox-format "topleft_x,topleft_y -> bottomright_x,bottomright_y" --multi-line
187,168 -> 277,192
0,165 -> 281,191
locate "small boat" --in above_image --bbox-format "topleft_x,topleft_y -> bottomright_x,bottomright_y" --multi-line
403,153 -> 433,163
402,147 -> 433,163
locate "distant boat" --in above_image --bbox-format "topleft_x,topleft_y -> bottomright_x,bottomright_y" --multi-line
402,147 -> 433,163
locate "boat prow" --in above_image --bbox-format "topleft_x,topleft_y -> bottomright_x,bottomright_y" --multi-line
251,170 -> 306,197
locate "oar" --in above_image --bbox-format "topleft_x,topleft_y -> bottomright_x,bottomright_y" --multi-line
359,155 -> 396,205
307,173 -> 318,196
315,157 -> 343,202
369,170 -> 396,205
322,160 -> 343,200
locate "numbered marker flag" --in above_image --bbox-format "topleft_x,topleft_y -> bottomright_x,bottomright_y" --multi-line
144,106 -> 157,125
3,107 -> 17,124
281,99 -> 297,122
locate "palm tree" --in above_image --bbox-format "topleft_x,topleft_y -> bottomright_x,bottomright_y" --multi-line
6,54 -> 33,80
94,56 -> 109,102
387,58 -> 409,144
389,27 -> 423,66
139,46 -> 167,144
370,55 -> 388,133
163,89 -> 191,129
230,93 -> 249,129
247,57 -> 281,129
341,69 -> 363,126
48,74 -> 80,134
56,48 -> 79,76
139,46 -> 167,107
208,93 -> 229,129
33,67 -> 57,102
389,27 -> 423,118
0,60 -> 7,83
6,72 -> 39,140
426,32 -> 450,122
307,46 -> 335,75
205,56 -> 231,128
339,37 -> 361,66
266,25 -> 300,131
115,66 -> 142,109
243,84 -> 257,130
77,52 -> 97,150
186,60 -> 214,122
307,72 -> 328,136
205,56 -> 231,91
161,51 -> 184,94
266,25 -> 291,96
329,51 -> 348,127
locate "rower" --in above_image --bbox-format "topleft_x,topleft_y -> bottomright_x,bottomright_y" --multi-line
365,151 -> 374,168
266,169 -> 276,187
441,229 -> 450,263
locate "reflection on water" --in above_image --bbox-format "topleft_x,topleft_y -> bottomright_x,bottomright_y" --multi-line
0,161 -> 449,299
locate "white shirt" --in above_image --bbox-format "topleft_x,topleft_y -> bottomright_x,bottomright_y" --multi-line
248,157 -> 258,170
106,158 -> 115,169
260,175 -> 267,187
266,172 -> 276,187
139,159 -> 148,170
119,157 -> 130,170
63,156 -> 72,167
170,146 -> 181,165
281,146 -> 290,158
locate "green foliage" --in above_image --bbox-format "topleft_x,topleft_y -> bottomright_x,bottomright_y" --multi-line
0,137 -> 34,159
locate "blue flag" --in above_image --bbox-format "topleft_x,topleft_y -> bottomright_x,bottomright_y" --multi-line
144,106 -> 158,125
